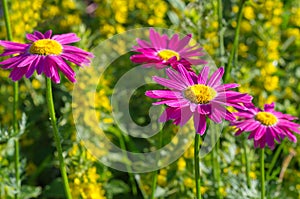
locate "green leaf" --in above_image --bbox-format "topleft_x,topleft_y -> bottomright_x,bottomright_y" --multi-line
42,178 -> 65,198
20,185 -> 41,199
167,11 -> 180,26
167,0 -> 186,11
0,128 -> 10,144
105,179 -> 130,195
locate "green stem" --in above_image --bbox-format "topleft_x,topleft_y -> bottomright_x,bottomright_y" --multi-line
224,0 -> 247,82
2,0 -> 12,41
150,170 -> 158,199
260,148 -> 265,199
1,0 -> 20,198
150,121 -> 163,199
211,131 -> 222,199
118,133 -> 137,196
210,130 -> 216,184
150,107 -> 164,199
13,138 -> 20,198
45,78 -> 72,199
217,0 -> 225,66
194,133 -> 201,199
243,139 -> 251,187
215,140 -> 223,199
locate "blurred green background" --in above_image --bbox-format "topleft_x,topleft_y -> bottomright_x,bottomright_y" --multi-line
0,0 -> 299,198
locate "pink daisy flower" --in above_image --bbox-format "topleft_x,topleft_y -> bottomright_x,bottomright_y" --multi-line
145,64 -> 252,135
231,102 -> 300,149
0,30 -> 94,83
130,28 -> 207,71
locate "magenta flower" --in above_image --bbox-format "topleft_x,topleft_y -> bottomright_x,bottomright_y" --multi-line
145,64 -> 252,135
0,30 -> 94,83
130,28 -> 207,71
231,102 -> 300,149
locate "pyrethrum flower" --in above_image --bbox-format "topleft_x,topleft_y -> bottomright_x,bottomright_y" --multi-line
231,102 -> 300,149
145,64 -> 252,135
130,28 -> 207,71
0,30 -> 94,83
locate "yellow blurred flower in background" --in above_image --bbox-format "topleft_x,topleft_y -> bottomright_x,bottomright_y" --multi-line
244,6 -> 255,20
264,76 -> 279,91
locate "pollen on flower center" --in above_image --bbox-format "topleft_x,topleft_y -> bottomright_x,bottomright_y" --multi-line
29,39 -> 62,55
184,84 -> 217,104
157,49 -> 180,61
255,112 -> 278,126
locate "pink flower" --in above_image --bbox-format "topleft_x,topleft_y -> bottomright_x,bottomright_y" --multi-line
130,28 -> 207,71
0,30 -> 94,83
231,102 -> 300,149
145,64 -> 252,135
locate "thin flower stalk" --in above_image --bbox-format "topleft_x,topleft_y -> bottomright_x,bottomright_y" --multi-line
150,128 -> 163,199
224,0 -> 247,82
194,133 -> 201,199
261,148 -> 265,199
1,0 -> 20,198
46,78 -> 72,199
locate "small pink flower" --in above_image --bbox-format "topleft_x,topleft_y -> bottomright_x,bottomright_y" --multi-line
130,28 -> 207,71
231,102 -> 300,149
145,64 -> 252,135
0,30 -> 94,83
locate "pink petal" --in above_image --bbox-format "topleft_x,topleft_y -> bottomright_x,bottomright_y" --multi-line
263,102 -> 275,112
9,67 -> 28,81
215,83 -> 240,92
26,33 -> 39,41
197,66 -> 210,84
194,113 -> 207,135
178,106 -> 193,126
136,38 -> 151,49
153,76 -> 186,90
168,34 -> 179,49
25,56 -> 40,78
175,34 -> 192,51
34,31 -> 45,39
197,104 -> 211,114
207,67 -> 224,87
36,56 -> 45,74
17,55 -> 35,67
145,90 -> 183,99
166,68 -> 190,86
265,128 -> 274,146
149,28 -> 162,49
153,99 -> 190,107
254,126 -> 266,141
52,33 -> 80,44
177,64 -> 194,86
44,30 -> 52,39
50,56 -> 76,82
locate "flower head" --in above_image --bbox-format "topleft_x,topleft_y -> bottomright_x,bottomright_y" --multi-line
0,30 -> 94,83
130,28 -> 207,71
231,102 -> 300,149
145,64 -> 252,135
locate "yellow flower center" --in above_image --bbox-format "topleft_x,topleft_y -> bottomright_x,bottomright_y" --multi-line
29,39 -> 62,55
157,49 -> 180,61
184,84 -> 217,104
255,112 -> 278,126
